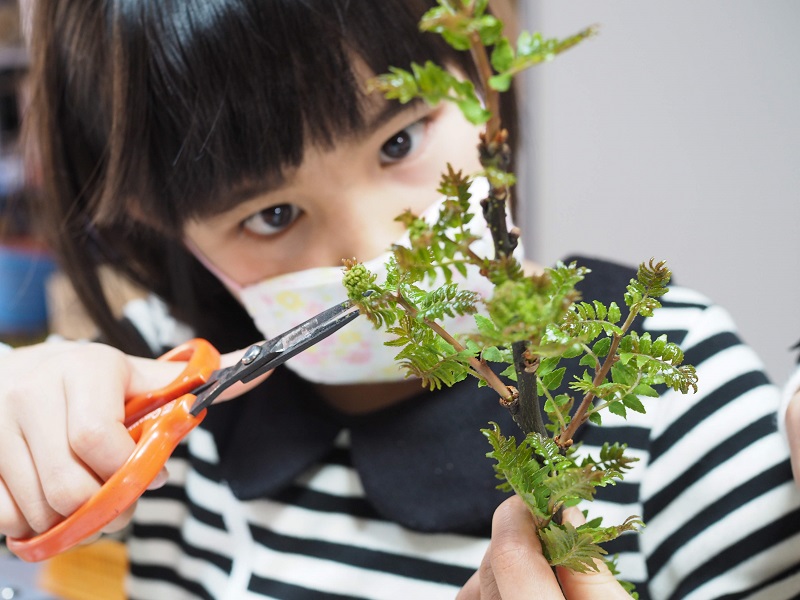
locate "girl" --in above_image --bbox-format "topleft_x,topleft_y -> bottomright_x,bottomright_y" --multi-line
2,1 -> 799,598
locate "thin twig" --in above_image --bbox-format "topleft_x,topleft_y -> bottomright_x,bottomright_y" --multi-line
395,294 -> 513,401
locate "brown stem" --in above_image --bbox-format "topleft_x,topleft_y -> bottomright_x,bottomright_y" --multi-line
511,341 -> 548,436
467,30 -> 517,260
468,32 -> 502,142
395,294 -> 513,401
556,310 -> 639,446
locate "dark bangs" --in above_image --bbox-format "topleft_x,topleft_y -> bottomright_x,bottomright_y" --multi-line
92,0 -> 479,232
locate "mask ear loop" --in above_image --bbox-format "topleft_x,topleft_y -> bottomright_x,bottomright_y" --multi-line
183,237 -> 243,293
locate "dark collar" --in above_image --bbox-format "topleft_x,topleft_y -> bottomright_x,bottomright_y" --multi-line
202,256 -> 637,535
203,367 -> 516,536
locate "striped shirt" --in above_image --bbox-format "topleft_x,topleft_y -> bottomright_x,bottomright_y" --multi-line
123,257 -> 800,599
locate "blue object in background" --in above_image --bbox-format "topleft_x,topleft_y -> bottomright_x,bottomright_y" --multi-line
0,244 -> 56,336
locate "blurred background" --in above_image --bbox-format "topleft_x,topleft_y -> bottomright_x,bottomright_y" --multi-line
516,1 -> 800,385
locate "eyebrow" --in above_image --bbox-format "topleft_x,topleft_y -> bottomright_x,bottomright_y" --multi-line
216,97 -> 428,211
363,96 -> 427,134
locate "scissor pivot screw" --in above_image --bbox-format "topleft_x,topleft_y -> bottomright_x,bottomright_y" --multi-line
241,344 -> 262,365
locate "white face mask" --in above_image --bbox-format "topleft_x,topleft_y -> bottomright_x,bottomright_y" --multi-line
189,178 -> 523,384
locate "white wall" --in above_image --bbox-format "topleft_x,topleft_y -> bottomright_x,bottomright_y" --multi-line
517,1 -> 800,384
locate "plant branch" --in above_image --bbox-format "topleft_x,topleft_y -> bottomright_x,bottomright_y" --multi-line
468,32 -> 502,141
556,310 -> 639,447
394,293 -> 513,402
511,341 -> 548,436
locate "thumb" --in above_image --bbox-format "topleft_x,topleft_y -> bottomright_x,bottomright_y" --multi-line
214,344 -> 274,402
556,507 -> 631,599
125,342 -> 275,405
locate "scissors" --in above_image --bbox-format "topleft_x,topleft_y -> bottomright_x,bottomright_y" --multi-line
6,299 -> 361,562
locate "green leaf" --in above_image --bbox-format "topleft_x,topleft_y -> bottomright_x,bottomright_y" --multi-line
482,346 -> 505,362
538,357 -> 561,377
542,367 -> 566,391
622,394 -> 646,414
456,97 -> 491,124
540,522 -> 607,573
608,401 -> 627,419
632,383 -> 658,398
592,337 -> 611,357
477,15 -> 503,46
500,364 -> 518,381
488,73 -> 513,92
482,424 -> 552,518
608,302 -> 621,324
593,301 -> 607,321
611,363 -> 636,386
491,37 -> 515,72
474,314 -> 502,338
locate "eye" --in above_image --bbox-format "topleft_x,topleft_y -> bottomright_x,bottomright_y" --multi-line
241,203 -> 303,237
379,119 -> 427,164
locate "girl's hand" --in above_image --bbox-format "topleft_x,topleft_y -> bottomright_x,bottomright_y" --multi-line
457,496 -> 631,600
0,341 -> 185,540
0,341 -> 270,541
786,389 -> 800,485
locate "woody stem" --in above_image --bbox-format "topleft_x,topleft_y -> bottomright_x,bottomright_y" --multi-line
396,294 -> 512,401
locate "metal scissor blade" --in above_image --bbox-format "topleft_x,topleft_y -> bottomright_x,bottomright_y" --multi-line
258,299 -> 359,366
189,300 -> 360,415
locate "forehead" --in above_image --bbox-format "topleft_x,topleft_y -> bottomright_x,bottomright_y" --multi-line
214,94 -> 429,212
101,1 -> 473,232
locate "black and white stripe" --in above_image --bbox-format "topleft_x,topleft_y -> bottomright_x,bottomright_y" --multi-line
129,430 -> 488,599
122,285 -> 800,599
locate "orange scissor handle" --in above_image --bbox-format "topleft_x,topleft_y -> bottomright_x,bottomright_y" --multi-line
6,338 -> 221,562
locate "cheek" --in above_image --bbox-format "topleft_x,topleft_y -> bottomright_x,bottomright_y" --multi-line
184,228 -> 276,289
433,106 -> 483,173
443,126 -> 483,173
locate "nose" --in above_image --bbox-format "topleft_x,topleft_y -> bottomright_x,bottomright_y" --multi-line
320,186 -> 415,266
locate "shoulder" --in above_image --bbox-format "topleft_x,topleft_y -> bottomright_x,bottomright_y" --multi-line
564,254 -> 639,305
120,294 -> 195,355
565,255 -> 722,341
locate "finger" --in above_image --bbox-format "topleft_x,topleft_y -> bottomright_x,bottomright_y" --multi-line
62,351 -> 137,482
455,569 -> 481,600
147,467 -> 170,491
128,345 -> 273,403
0,428 -> 62,534
101,501 -> 137,534
490,496 -> 565,600
125,354 -> 192,398
786,390 -> 800,486
478,541 -> 502,600
215,346 -> 274,402
556,507 -> 631,600
16,380 -> 105,520
0,475 -> 33,539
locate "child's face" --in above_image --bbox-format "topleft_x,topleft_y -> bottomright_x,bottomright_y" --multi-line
184,98 -> 483,289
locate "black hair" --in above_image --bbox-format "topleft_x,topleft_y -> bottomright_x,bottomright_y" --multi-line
26,0 -> 518,354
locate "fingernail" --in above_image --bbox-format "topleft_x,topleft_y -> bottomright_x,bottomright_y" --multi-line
147,468 -> 169,490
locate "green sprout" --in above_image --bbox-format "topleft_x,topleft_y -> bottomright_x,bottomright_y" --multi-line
346,1 -> 697,592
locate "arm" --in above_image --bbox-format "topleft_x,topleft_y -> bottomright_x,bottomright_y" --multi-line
780,366 -> 800,485
0,341 -> 183,540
